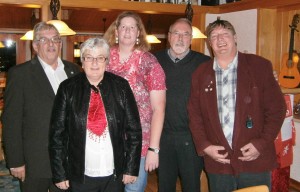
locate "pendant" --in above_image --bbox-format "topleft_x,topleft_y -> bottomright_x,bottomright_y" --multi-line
246,115 -> 253,129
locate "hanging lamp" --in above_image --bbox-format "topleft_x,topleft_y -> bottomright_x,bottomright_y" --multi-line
47,0 -> 76,36
146,16 -> 161,44
20,30 -> 34,40
21,0 -> 75,40
20,9 -> 37,40
185,0 -> 207,39
0,42 -> 5,48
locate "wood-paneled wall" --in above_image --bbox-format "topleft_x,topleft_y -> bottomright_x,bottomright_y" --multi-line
275,10 -> 300,73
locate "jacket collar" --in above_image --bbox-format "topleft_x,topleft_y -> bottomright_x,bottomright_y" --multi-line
29,56 -> 75,98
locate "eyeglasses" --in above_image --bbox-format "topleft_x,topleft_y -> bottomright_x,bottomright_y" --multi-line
169,32 -> 192,38
36,36 -> 62,44
118,25 -> 138,32
83,56 -> 107,63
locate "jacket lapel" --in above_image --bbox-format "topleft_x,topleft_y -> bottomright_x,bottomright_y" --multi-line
232,52 -> 254,147
203,63 -> 229,147
30,57 -> 55,99
63,61 -> 77,78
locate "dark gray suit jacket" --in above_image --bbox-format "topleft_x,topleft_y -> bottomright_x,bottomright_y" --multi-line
1,56 -> 80,178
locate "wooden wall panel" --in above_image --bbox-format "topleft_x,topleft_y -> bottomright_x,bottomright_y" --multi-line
276,10 -> 300,73
256,9 -> 277,69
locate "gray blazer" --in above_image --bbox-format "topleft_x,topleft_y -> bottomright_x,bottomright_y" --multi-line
1,56 -> 80,178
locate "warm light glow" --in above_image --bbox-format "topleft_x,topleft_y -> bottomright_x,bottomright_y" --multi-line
0,42 -> 5,48
20,20 -> 76,40
5,40 -> 14,47
20,30 -> 34,40
192,26 -> 207,39
146,35 -> 161,44
74,49 -> 81,58
47,20 -> 76,36
292,53 -> 299,64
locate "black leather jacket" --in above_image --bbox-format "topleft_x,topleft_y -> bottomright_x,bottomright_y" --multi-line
49,72 -> 142,183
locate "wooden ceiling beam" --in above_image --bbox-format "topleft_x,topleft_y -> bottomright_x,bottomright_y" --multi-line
218,0 -> 300,13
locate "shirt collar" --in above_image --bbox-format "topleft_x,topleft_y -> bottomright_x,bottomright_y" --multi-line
168,49 -> 190,62
38,56 -> 64,71
213,52 -> 238,71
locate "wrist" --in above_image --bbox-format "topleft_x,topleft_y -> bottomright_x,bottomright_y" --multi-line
148,147 -> 160,154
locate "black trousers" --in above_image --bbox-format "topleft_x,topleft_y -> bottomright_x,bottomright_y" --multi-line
70,174 -> 124,192
21,176 -> 63,192
158,131 -> 204,192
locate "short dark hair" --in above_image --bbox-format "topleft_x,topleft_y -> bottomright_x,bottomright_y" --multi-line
206,18 -> 236,40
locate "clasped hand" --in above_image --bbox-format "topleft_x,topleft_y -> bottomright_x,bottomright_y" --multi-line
204,143 -> 260,164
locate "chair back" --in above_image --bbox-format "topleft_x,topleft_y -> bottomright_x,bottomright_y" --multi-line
232,185 -> 269,192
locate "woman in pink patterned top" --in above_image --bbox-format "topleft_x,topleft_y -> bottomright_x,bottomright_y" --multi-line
104,11 -> 166,191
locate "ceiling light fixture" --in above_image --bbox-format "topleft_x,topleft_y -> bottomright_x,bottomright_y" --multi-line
146,16 -> 161,44
21,0 -> 76,40
20,30 -> 34,40
47,0 -> 76,36
185,0 -> 207,39
0,42 -> 5,48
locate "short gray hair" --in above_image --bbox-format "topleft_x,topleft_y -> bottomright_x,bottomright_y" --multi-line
169,18 -> 192,33
32,22 -> 60,42
80,38 -> 110,63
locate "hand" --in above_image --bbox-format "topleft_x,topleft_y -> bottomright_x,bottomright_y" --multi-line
203,145 -> 230,164
55,180 -> 70,190
145,151 -> 159,172
122,175 -> 138,185
10,165 -> 25,182
238,143 -> 260,161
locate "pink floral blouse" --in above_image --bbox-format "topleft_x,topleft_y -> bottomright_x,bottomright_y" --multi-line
106,46 -> 166,157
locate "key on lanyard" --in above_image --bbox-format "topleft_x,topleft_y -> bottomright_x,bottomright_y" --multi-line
246,115 -> 253,129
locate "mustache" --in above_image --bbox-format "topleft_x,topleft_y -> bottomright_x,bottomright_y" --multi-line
175,42 -> 184,46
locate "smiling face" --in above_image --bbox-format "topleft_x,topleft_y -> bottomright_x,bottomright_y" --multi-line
208,26 -> 237,58
82,48 -> 108,85
168,20 -> 192,58
116,16 -> 140,47
32,29 -> 62,67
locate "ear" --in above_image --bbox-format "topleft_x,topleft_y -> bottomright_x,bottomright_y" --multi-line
234,34 -> 237,44
32,42 -> 38,53
168,32 -> 172,43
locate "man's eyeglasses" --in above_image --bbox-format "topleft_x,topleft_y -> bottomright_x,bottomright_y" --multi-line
169,32 -> 192,38
83,56 -> 107,63
36,36 -> 62,44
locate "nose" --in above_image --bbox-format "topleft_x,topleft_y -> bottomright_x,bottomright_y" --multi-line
217,34 -> 225,40
91,58 -> 98,63
125,26 -> 131,32
48,40 -> 54,46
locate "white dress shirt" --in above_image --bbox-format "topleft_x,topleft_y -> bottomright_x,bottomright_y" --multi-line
39,57 -> 68,94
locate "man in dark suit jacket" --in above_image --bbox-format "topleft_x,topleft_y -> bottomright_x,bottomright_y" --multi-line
1,22 -> 80,192
188,19 -> 286,192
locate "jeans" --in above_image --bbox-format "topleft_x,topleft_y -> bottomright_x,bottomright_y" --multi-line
207,171 -> 271,192
124,157 -> 147,192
